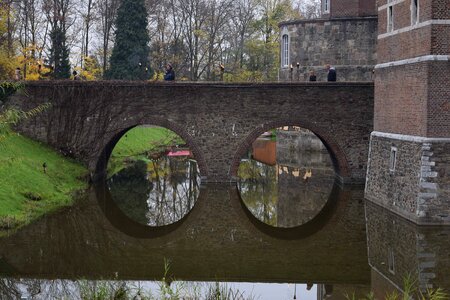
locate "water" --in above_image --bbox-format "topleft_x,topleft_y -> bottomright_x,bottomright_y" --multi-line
1,132 -> 449,299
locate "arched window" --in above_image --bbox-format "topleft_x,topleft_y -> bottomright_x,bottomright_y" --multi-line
387,3 -> 394,32
411,0 -> 419,25
323,0 -> 330,13
281,34 -> 289,68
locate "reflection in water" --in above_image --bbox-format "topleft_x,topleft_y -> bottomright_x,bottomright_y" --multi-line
0,279 -> 320,300
366,201 -> 450,296
107,156 -> 200,226
238,128 -> 335,228
0,184 -> 370,285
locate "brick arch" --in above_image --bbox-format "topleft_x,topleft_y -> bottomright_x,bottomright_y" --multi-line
230,119 -> 351,180
93,117 -> 208,182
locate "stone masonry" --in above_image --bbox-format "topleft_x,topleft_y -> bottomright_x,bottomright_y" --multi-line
279,0 -> 377,82
366,201 -> 450,292
11,81 -> 373,184
365,0 -> 450,224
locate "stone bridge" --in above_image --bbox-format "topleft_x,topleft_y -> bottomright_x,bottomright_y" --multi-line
12,81 -> 373,183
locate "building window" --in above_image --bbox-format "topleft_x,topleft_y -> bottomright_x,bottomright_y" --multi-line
387,4 -> 394,32
411,0 -> 419,25
323,0 -> 330,13
281,34 -> 289,68
389,146 -> 397,172
388,247 -> 395,274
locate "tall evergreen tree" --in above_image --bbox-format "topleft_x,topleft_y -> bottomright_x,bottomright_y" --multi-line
106,0 -> 152,80
49,25 -> 71,79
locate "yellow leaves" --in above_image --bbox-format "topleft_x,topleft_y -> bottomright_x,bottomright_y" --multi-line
0,51 -> 14,80
14,45 -> 51,81
75,56 -> 102,80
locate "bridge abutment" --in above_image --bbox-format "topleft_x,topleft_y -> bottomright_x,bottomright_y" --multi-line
365,132 -> 450,224
366,1 -> 450,224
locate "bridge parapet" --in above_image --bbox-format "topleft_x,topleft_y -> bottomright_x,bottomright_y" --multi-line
10,81 -> 373,184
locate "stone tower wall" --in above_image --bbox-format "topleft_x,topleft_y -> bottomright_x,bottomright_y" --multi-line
279,17 -> 377,82
365,0 -> 450,224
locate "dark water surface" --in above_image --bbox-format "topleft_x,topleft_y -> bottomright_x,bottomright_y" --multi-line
1,135 -> 450,299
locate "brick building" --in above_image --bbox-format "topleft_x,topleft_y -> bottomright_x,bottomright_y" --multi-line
365,0 -> 450,224
278,0 -> 378,82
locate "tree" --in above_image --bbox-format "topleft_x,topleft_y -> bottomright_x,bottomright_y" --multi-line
97,0 -> 120,75
0,3 -> 16,80
106,0 -> 152,80
49,24 -> 71,78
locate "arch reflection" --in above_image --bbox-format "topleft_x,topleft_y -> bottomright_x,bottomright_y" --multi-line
106,125 -> 201,227
238,127 -> 335,228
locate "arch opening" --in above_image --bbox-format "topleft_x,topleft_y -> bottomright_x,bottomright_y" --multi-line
233,124 -> 347,228
96,124 -> 202,227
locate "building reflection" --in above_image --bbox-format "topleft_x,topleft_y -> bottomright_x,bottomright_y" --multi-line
239,127 -> 335,228
365,201 -> 450,296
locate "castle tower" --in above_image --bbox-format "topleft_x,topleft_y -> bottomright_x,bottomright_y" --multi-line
365,0 -> 450,224
279,0 -> 377,82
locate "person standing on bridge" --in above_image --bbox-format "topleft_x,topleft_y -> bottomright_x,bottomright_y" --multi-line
164,63 -> 175,81
326,64 -> 337,82
309,70 -> 317,81
72,70 -> 81,80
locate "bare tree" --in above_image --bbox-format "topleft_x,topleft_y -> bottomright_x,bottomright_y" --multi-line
97,0 -> 119,75
298,0 -> 320,19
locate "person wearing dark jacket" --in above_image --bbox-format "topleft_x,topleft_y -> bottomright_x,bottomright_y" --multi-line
326,64 -> 336,82
309,70 -> 317,81
164,64 -> 175,81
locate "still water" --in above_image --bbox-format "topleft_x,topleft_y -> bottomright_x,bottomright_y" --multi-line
1,130 -> 449,299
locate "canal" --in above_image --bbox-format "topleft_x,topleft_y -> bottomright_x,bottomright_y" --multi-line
0,127 -> 449,299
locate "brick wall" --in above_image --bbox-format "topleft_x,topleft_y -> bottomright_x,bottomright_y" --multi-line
433,0 -> 450,18
329,0 -> 377,18
332,0 -> 360,17
427,61 -> 450,137
374,63 -> 428,136
359,0 -> 377,16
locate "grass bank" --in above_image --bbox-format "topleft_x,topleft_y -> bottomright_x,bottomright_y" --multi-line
108,126 -> 184,176
0,132 -> 88,235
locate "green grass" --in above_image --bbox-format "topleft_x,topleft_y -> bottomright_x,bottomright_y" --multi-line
0,132 -> 88,234
108,126 -> 184,176
111,126 -> 183,158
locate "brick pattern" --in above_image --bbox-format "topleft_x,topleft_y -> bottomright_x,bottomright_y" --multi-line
374,63 -> 428,136
427,61 -> 450,137
331,0 -> 360,17
359,0 -> 377,16
378,27 -> 433,63
432,24 -> 450,54
279,18 -> 377,82
329,0 -> 377,18
12,81 -> 374,184
432,0 -> 450,19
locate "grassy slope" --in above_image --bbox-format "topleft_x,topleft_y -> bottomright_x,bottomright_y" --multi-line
0,132 -> 88,231
0,126 -> 181,233
108,126 -> 184,176
111,126 -> 183,158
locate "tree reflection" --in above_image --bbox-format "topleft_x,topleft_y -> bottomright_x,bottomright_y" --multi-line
238,128 -> 335,228
108,157 -> 200,226
238,160 -> 278,226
